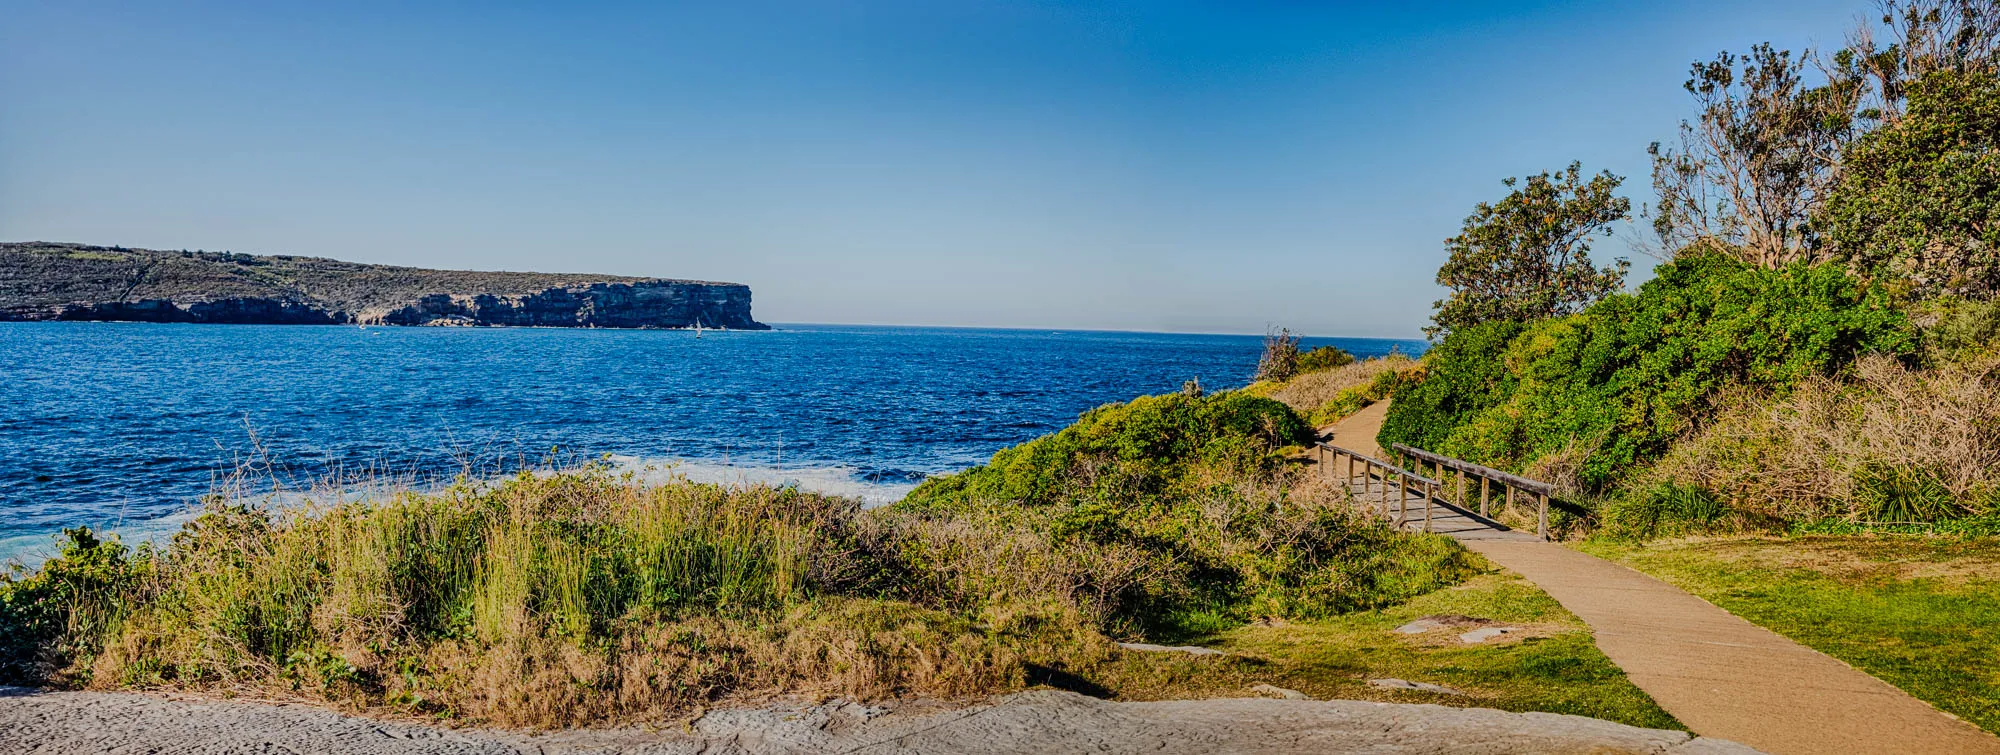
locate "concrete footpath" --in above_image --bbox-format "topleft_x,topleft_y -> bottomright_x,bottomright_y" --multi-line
1323,401 -> 2000,755
1468,538 -> 1999,755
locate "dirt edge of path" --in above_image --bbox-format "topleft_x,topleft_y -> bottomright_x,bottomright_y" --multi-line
0,686 -> 1762,755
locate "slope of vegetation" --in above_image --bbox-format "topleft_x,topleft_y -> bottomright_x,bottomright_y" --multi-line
896,389 -> 1475,640
1249,352 -> 1422,428
0,388 -> 1490,728
0,241 -> 714,313
1378,1 -> 2000,540
1380,254 -> 1916,494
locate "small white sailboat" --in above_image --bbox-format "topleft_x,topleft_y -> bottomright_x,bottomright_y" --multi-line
693,313 -> 704,338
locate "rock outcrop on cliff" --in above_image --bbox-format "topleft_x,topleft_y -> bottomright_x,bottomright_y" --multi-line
0,242 -> 767,329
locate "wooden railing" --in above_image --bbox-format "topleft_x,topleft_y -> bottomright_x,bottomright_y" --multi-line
1312,441 -> 1555,540
1311,443 -> 1444,532
1390,443 -> 1552,540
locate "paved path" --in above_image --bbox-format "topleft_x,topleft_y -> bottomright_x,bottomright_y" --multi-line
1320,402 -> 2000,755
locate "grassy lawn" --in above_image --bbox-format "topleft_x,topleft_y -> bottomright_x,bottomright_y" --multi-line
1083,559 -> 1679,731
1579,535 -> 2000,734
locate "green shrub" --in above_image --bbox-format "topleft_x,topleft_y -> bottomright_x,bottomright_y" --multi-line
898,389 -> 1472,639
0,528 -> 147,684
1920,295 -> 2000,361
1377,320 -> 1522,453
1819,70 -> 2000,299
1294,345 -> 1356,374
903,391 -> 1313,513
1381,255 -> 1916,491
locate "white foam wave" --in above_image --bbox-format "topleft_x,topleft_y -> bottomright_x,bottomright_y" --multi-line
2,458 -> 930,568
605,456 -> 924,507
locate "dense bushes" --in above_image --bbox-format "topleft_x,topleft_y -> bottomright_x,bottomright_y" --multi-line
899,390 -> 1470,637
1820,71 -> 2000,298
1381,254 -> 1917,491
1294,345 -> 1356,374
1644,354 -> 2000,525
0,529 -> 147,684
1,389 -> 1474,724
903,391 -> 1313,512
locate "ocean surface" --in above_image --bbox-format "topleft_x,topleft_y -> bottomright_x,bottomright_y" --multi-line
1,322 -> 1423,563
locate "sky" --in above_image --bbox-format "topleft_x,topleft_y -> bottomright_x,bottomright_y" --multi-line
1,1 -> 1868,337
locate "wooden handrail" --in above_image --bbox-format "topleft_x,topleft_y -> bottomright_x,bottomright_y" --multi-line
1390,443 -> 1551,496
1317,441 -> 1553,541
1316,443 -> 1439,486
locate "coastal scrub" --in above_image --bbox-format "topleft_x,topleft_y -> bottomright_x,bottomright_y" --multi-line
1,389 -> 1476,727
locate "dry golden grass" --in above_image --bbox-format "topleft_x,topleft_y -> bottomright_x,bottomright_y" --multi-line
1262,356 -> 1417,427
1651,354 -> 2000,522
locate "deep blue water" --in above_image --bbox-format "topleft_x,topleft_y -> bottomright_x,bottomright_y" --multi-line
0,322 -> 1422,561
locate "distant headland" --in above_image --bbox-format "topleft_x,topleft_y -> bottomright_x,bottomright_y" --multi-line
0,241 -> 767,329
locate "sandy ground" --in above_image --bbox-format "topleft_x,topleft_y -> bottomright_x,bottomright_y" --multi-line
0,686 -> 1761,754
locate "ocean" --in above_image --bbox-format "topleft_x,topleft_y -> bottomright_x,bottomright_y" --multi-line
0,322 -> 1423,564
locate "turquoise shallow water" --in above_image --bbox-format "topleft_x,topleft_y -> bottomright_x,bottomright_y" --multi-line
0,322 -> 1421,562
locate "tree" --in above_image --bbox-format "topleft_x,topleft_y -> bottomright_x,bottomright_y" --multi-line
1827,0 -> 2000,124
1428,163 -> 1631,339
1255,326 -> 1302,382
1647,44 -> 1861,266
1647,1 -> 2000,268
1819,69 -> 2000,296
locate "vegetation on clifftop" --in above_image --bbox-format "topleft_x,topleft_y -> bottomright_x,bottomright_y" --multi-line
0,241 -> 762,327
1378,0 -> 2000,539
0,387 -> 1478,727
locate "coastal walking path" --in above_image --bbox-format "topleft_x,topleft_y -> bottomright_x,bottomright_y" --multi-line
1318,401 -> 2000,755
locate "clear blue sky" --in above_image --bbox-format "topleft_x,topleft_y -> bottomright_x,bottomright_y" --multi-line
2,1 -> 1862,337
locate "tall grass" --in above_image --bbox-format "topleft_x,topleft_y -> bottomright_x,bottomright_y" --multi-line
2,390 -> 1479,726
1645,354 -> 2000,526
1260,355 -> 1418,427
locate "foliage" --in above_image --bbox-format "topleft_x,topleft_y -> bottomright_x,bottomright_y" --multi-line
1255,327 -> 1304,382
905,391 -> 1314,513
1428,163 -> 1630,338
1293,345 -> 1356,374
0,529 -> 147,684
1646,1 -> 2000,267
899,390 -> 1471,638
1647,354 -> 2000,526
1383,255 -> 1917,492
1648,44 -> 1860,265
1820,70 -> 2000,297
1376,321 -> 1523,455
1598,484 -> 1732,540
1921,294 -> 2000,359
1258,355 -> 1420,427
2,390 -> 1481,725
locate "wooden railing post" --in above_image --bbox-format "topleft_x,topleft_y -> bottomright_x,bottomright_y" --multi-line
1423,479 -> 1433,533
1396,472 -> 1408,527
1537,493 -> 1548,541
1480,477 -> 1489,517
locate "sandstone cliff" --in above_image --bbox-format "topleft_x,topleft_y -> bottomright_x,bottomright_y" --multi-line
0,242 -> 767,329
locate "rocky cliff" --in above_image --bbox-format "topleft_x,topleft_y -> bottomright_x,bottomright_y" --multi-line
0,242 -> 767,329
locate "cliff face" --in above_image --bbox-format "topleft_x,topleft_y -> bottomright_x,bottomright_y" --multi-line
0,242 -> 768,329
366,281 -> 761,328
